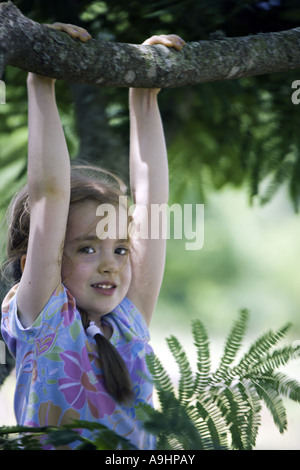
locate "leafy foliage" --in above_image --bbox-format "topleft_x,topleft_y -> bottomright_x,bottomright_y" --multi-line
138,310 -> 300,450
2,0 -> 300,216
0,311 -> 299,450
0,420 -> 138,450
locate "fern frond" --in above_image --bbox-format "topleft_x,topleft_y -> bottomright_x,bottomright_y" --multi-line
213,382 -> 254,450
261,155 -> 296,206
252,380 -> 288,433
162,436 -> 183,450
145,353 -> 174,394
166,335 -> 194,404
144,315 -> 299,451
135,398 -> 184,449
192,319 -> 211,393
259,372 -> 300,404
193,394 -> 229,450
250,344 -> 300,376
233,323 -> 292,377
184,406 -> 216,450
157,393 -> 207,450
213,309 -> 249,383
156,435 -> 174,450
237,380 -> 262,449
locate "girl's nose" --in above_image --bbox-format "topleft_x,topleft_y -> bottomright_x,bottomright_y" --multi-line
97,252 -> 118,274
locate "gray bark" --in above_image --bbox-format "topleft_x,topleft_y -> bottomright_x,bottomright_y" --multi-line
1,1 -> 300,87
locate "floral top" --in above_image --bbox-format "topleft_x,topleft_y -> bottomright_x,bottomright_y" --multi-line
1,283 -> 155,450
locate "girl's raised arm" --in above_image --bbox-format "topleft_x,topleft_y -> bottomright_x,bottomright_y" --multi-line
16,73 -> 70,328
127,35 -> 185,326
17,25 -> 91,328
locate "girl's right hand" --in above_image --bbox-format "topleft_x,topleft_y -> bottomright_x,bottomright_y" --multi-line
27,24 -> 91,85
45,22 -> 92,42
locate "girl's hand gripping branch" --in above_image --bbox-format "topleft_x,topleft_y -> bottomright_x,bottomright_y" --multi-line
129,34 -> 185,203
142,34 -> 185,50
44,22 -> 92,42
127,34 -> 185,326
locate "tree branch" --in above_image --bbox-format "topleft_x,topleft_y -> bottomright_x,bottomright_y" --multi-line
1,1 -> 300,87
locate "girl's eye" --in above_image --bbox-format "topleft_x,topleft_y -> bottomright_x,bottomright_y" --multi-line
79,246 -> 95,254
115,247 -> 129,256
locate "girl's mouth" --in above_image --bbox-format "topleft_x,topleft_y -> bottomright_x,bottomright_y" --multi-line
91,282 -> 116,295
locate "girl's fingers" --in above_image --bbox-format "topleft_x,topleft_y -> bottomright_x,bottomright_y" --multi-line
45,22 -> 92,42
142,34 -> 185,50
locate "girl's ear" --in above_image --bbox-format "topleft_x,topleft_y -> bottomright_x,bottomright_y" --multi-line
21,255 -> 26,273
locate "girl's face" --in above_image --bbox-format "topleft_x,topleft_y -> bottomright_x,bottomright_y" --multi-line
61,199 -> 132,321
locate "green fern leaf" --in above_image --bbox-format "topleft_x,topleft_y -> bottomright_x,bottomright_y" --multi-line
192,319 -> 211,393
213,383 -> 253,450
257,372 -> 300,403
143,315 -> 300,451
261,155 -> 295,205
252,380 -> 288,433
260,372 -> 300,404
193,394 -> 229,450
251,344 -> 300,375
145,353 -> 174,394
166,335 -> 194,404
135,399 -> 182,450
237,380 -> 262,449
156,393 -> 207,450
233,323 -> 292,377
213,309 -> 249,382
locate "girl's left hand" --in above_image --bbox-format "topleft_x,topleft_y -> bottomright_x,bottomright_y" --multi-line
45,22 -> 92,42
142,34 -> 185,50
138,34 -> 185,94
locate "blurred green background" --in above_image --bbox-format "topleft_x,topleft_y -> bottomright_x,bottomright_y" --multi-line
1,0 -> 300,449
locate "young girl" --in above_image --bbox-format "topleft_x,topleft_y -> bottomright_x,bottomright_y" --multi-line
0,24 -> 185,449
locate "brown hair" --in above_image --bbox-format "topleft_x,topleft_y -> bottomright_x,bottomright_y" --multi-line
2,164 -> 134,404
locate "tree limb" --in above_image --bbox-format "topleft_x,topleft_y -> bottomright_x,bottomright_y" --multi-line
1,1 -> 300,87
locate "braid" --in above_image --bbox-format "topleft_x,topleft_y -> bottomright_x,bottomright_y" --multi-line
82,312 -> 134,404
94,333 -> 134,404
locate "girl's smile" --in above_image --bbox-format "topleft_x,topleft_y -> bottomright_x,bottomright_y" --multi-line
61,199 -> 132,321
